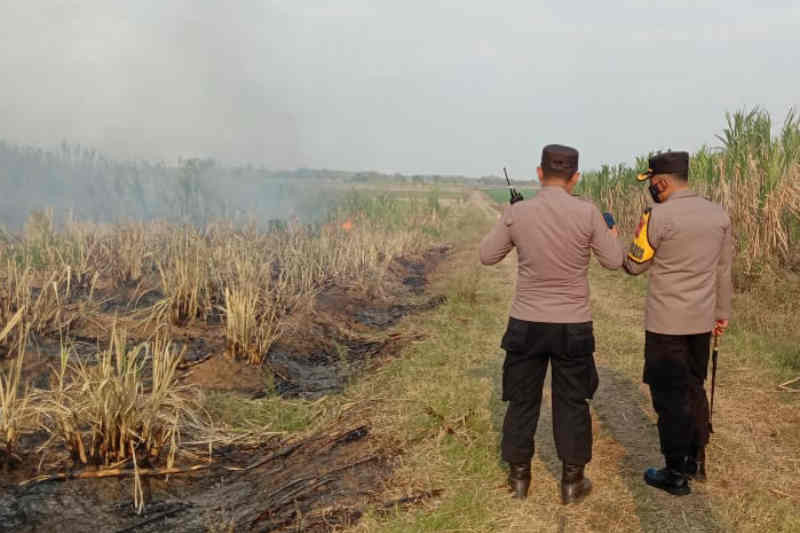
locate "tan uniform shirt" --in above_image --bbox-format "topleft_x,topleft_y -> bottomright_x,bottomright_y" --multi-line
479,186 -> 624,323
623,189 -> 733,335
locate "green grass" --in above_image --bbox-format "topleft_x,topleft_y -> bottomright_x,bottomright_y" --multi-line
355,250 -> 517,532
204,392 -> 319,434
483,188 -> 539,204
373,189 -> 466,200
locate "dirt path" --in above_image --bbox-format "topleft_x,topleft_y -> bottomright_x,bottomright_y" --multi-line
469,189 -> 502,219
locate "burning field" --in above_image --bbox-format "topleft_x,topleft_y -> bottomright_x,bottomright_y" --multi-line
0,189 -> 463,531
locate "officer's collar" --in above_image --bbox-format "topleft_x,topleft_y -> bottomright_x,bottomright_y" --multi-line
665,189 -> 696,202
540,184 -> 569,194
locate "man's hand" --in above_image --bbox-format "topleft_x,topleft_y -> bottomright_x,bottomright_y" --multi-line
713,319 -> 729,337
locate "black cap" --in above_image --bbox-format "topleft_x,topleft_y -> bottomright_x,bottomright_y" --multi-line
637,151 -> 689,181
541,144 -> 579,178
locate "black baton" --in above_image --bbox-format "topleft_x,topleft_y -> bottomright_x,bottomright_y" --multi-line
709,334 -> 719,433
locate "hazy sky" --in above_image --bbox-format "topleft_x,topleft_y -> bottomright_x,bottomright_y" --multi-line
1,1 -> 798,177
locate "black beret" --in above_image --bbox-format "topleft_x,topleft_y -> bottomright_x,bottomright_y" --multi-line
541,144 -> 579,177
637,151 -> 689,181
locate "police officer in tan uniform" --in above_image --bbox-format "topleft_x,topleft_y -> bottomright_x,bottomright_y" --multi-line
480,144 -> 623,503
623,151 -> 733,496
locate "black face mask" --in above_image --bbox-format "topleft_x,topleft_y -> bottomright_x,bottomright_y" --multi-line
649,182 -> 663,203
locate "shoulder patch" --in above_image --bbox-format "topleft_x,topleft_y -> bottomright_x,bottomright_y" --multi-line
628,208 -> 655,263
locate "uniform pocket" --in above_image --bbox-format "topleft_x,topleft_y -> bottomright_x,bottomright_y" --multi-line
502,347 -> 549,402
565,322 -> 595,356
550,351 -> 599,402
500,318 -> 529,402
561,323 -> 598,400
500,317 -> 529,352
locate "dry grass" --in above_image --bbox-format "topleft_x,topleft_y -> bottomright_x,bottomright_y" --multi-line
0,189 -> 448,363
590,176 -> 649,234
32,324 -> 207,512
35,324 -> 204,468
154,229 -> 214,325
704,163 -> 800,280
0,187 -> 455,517
106,223 -> 151,286
0,313 -> 32,465
0,211 -> 100,352
223,278 -> 285,365
0,261 -> 83,350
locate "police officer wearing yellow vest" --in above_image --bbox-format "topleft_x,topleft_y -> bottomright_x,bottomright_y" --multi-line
623,151 -> 733,495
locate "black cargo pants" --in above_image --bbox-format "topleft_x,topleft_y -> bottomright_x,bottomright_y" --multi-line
644,331 -> 712,460
500,318 -> 599,466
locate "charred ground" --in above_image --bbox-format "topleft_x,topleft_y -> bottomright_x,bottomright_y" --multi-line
0,239 -> 452,532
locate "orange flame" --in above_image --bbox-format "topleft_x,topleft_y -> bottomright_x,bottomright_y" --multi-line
341,219 -> 353,231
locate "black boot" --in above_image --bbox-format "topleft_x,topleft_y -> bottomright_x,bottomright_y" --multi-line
507,463 -> 531,499
644,456 -> 690,496
686,446 -> 706,482
561,463 -> 592,505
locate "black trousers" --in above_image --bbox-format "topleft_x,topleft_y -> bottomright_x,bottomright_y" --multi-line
500,318 -> 599,466
644,331 -> 712,459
